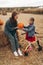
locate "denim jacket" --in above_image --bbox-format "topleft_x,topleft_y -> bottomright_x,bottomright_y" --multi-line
23,24 -> 35,37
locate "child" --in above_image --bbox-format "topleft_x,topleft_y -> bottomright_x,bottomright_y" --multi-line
22,17 -> 42,51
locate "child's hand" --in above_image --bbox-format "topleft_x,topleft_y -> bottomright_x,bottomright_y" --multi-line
35,32 -> 39,34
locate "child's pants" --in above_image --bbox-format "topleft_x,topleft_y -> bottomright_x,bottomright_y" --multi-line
4,31 -> 19,52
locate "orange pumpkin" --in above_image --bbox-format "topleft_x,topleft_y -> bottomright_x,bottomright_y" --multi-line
18,23 -> 24,29
0,19 -> 4,25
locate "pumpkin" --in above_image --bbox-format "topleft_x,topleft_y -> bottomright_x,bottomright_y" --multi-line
18,23 -> 24,29
0,19 -> 4,25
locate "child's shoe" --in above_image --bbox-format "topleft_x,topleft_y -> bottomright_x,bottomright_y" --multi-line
24,51 -> 29,56
28,46 -> 33,51
18,49 -> 23,56
38,45 -> 42,51
37,40 -> 42,51
14,51 -> 18,56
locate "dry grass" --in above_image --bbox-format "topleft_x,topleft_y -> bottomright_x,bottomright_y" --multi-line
0,13 -> 43,65
22,8 -> 43,14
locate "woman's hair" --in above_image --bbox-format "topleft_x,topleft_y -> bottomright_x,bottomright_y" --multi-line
12,12 -> 18,19
10,12 -> 18,25
30,17 -> 34,21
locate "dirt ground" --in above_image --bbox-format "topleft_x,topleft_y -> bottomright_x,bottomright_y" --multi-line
0,13 -> 43,65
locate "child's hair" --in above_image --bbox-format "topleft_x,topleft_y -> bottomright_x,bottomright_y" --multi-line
30,17 -> 34,21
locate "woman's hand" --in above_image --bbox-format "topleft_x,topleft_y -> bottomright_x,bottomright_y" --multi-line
12,27 -> 19,30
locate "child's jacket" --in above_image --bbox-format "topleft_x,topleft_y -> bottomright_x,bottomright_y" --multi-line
23,24 -> 35,37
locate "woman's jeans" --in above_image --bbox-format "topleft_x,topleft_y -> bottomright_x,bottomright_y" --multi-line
4,31 -> 19,52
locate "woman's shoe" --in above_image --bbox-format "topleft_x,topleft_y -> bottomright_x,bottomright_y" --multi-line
18,49 -> 23,56
14,51 -> 18,56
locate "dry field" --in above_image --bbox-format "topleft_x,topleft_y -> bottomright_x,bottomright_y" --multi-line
0,13 -> 43,65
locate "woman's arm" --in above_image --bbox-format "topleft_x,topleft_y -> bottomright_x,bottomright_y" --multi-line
6,21 -> 18,32
12,27 -> 18,30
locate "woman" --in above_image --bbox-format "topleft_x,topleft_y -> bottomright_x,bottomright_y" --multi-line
4,12 -> 23,56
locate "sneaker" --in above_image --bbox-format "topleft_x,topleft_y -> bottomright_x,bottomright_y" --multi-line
18,49 -> 23,56
38,45 -> 42,51
28,46 -> 33,51
24,51 -> 29,56
14,51 -> 18,56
